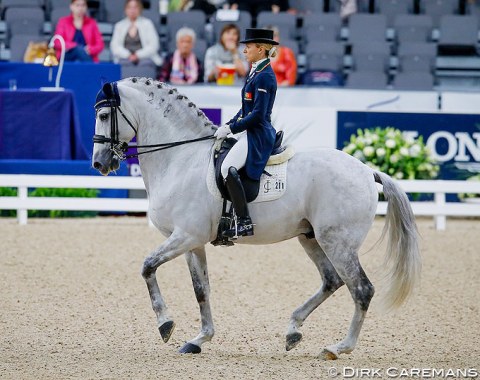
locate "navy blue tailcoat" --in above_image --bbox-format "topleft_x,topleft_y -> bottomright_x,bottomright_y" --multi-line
227,59 -> 277,180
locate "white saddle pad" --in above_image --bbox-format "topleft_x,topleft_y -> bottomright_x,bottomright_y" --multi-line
207,146 -> 293,203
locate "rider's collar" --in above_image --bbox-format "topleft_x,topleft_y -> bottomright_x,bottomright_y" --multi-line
251,58 -> 268,71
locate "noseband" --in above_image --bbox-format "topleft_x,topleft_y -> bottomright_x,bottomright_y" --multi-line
93,84 -> 215,161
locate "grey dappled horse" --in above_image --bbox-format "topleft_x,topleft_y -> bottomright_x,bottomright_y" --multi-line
92,78 -> 421,359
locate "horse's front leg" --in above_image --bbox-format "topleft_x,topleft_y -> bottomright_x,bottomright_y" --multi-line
179,247 -> 214,354
141,229 -> 200,343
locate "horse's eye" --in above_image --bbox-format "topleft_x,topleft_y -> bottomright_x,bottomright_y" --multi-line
99,113 -> 109,122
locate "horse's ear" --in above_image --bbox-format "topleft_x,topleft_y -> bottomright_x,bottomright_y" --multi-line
102,82 -> 114,98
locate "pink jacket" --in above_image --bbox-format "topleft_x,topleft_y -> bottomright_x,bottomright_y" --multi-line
54,14 -> 104,62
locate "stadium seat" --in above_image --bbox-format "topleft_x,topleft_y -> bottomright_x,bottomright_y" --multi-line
348,14 -> 388,45
192,38 -> 208,62
307,51 -> 344,72
9,34 -> 47,62
420,0 -> 459,27
1,0 -> 43,19
345,70 -> 389,89
257,11 -> 297,41
398,54 -> 435,73
289,0 -> 325,14
2,0 -> 43,5
98,47 -> 112,62
437,15 -> 479,55
397,42 -> 436,72
142,9 -> 161,25
5,7 -> 44,42
376,0 -> 412,27
121,64 -> 157,80
305,41 -> 344,70
281,38 -> 299,57
393,71 -> 435,90
351,42 -> 390,71
394,14 -> 434,43
50,7 -> 69,30
302,13 -> 342,43
351,52 -> 390,72
103,0 -> 125,23
165,10 -> 207,42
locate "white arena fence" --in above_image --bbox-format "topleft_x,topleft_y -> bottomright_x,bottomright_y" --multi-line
1,174 -> 480,230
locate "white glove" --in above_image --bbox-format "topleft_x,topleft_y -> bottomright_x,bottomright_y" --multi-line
214,124 -> 231,140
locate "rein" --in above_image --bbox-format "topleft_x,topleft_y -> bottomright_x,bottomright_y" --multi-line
93,96 -> 215,161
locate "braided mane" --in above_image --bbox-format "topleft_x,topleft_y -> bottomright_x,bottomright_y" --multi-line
119,77 -> 215,129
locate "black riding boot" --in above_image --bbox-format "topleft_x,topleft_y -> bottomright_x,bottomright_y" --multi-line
223,167 -> 254,238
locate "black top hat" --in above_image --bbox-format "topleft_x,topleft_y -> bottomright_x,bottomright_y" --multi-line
239,28 -> 279,45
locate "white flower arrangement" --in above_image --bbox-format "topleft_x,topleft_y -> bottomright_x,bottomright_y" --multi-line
343,127 -> 439,180
458,174 -> 480,201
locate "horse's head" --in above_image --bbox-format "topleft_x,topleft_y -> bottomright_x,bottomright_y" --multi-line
92,82 -> 137,175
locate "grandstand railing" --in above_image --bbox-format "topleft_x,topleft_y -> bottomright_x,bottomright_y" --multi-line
1,174 -> 480,229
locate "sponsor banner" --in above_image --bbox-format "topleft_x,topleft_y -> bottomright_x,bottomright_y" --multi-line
337,111 -> 480,180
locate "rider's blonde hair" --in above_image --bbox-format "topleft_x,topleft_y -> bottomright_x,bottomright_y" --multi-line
256,43 -> 278,58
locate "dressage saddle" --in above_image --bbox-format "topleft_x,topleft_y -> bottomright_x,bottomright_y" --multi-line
214,130 -> 285,203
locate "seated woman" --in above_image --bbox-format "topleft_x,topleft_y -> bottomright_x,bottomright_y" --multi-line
110,0 -> 162,68
158,27 -> 203,85
204,23 -> 248,84
54,0 -> 104,62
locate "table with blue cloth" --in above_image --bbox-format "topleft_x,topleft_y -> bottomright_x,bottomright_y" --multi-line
0,88 -> 128,198
0,62 -> 121,156
0,89 -> 87,160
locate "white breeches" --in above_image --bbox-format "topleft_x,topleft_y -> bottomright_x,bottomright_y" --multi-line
221,131 -> 248,179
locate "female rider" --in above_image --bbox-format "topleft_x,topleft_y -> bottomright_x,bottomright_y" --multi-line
214,28 -> 279,238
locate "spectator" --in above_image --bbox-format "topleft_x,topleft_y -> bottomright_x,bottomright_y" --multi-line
169,0 -> 191,11
110,0 -> 162,69
204,23 -> 248,83
54,0 -> 104,62
158,27 -> 203,85
191,0 -> 226,15
225,0 -> 282,17
267,25 -> 297,86
339,0 -> 357,21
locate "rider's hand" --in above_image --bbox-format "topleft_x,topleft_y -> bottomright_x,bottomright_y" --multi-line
214,124 -> 231,140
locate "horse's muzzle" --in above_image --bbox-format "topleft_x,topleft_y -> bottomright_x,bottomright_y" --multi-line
92,151 -> 119,175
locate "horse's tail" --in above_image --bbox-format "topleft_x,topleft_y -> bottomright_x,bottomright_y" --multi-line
374,171 -> 421,310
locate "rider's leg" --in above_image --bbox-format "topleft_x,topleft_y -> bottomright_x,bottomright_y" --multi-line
223,166 -> 254,237
220,133 -> 253,237
220,131 -> 248,179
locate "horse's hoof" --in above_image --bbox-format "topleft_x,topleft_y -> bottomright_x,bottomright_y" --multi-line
285,332 -> 303,351
178,342 -> 201,354
320,348 -> 339,360
158,321 -> 175,343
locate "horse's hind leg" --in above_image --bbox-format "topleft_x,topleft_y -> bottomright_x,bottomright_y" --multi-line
286,235 -> 345,351
179,247 -> 214,354
320,243 -> 375,360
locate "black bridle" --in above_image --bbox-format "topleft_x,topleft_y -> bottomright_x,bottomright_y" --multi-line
92,94 -> 215,161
